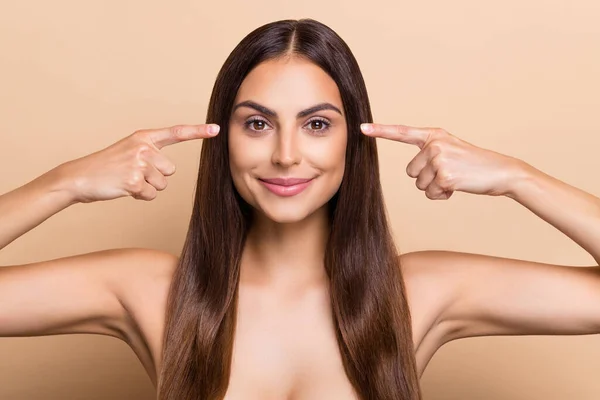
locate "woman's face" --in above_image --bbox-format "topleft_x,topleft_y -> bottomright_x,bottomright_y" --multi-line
228,56 -> 347,224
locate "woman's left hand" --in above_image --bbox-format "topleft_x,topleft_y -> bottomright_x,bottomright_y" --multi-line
360,123 -> 527,200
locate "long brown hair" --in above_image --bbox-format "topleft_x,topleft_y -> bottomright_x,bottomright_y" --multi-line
157,18 -> 421,400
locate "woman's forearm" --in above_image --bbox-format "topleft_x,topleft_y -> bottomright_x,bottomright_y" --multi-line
506,161 -> 600,265
0,166 -> 78,252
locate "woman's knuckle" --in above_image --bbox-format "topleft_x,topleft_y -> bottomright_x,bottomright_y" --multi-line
131,129 -> 145,139
436,171 -> 453,188
431,155 -> 443,169
127,173 -> 144,190
135,159 -> 148,170
137,143 -> 152,154
169,125 -> 185,138
429,140 -> 445,153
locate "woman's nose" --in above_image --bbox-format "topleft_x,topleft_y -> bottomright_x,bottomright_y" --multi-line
271,127 -> 302,167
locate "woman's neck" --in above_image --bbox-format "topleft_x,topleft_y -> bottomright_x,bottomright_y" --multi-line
240,206 -> 330,290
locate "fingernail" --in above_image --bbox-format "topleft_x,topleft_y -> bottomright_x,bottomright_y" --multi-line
361,123 -> 373,133
208,124 -> 220,135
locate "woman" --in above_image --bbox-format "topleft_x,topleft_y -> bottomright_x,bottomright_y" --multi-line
1,18 -> 599,400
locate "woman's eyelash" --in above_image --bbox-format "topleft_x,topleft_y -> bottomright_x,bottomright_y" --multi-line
243,117 -> 268,132
243,117 -> 331,135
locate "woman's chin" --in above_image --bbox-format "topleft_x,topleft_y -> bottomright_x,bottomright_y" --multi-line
260,208 -> 311,224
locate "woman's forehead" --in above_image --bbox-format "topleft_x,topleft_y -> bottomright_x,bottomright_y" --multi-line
234,58 -> 343,113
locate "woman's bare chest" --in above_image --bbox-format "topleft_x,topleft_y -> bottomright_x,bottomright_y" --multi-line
129,276 -> 433,398
222,285 -> 360,399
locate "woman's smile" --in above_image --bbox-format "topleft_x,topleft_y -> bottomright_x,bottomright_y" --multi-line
258,177 -> 316,197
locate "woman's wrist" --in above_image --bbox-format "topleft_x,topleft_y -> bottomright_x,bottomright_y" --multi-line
34,163 -> 82,207
503,158 -> 539,201
0,165 -> 80,251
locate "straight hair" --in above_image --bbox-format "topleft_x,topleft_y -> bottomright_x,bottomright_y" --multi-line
158,18 -> 422,400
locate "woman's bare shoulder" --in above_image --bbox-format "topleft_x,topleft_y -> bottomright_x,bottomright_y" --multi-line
399,250 -> 457,315
0,247 -> 177,341
398,251 -> 460,351
113,248 -> 178,310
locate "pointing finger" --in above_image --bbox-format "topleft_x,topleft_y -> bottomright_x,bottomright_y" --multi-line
361,123 -> 431,149
146,124 -> 220,150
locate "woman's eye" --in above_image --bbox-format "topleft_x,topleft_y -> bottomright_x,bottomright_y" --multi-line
244,118 -> 269,132
243,117 -> 331,134
251,120 -> 266,130
307,119 -> 331,133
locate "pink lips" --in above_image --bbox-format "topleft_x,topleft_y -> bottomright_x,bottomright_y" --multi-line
258,177 -> 315,197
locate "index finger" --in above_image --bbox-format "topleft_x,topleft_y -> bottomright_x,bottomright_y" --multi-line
361,123 -> 431,149
148,124 -> 220,149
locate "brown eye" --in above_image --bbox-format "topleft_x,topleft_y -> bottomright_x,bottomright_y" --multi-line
251,120 -> 266,130
310,120 -> 324,130
244,118 -> 269,132
306,118 -> 331,135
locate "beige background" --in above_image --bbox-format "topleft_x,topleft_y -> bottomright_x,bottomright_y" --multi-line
1,0 -> 600,399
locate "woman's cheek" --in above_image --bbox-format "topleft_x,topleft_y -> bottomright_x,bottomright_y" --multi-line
312,135 -> 346,166
229,135 -> 266,168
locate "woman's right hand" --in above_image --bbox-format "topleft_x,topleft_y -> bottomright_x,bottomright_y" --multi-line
56,124 -> 220,203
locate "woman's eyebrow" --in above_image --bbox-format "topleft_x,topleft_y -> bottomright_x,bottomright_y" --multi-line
232,100 -> 343,118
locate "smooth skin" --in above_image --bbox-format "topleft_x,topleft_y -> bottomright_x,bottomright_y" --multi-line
2,57 -> 600,399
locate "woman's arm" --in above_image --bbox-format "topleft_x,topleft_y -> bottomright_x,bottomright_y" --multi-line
0,124 -> 215,341
507,161 -> 600,265
0,123 -> 218,254
401,163 -> 600,346
361,123 -> 600,343
0,166 -> 77,251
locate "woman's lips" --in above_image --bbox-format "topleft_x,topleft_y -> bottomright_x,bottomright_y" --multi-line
258,178 -> 314,197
